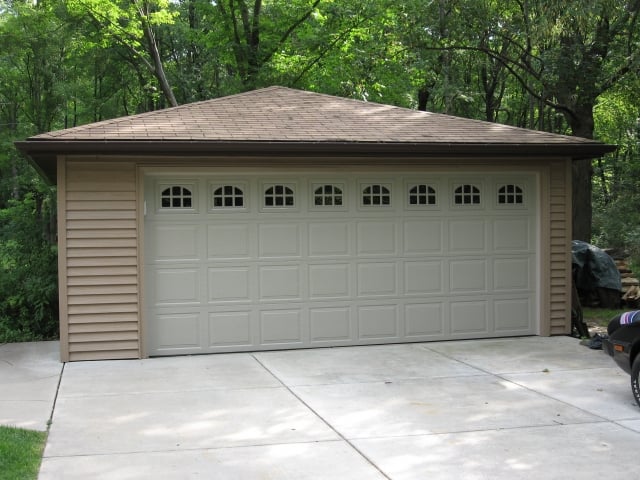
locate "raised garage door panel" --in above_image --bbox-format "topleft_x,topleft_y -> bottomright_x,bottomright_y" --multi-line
144,173 -> 537,355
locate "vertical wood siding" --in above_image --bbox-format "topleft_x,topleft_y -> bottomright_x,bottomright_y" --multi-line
62,160 -> 140,360
548,160 -> 572,335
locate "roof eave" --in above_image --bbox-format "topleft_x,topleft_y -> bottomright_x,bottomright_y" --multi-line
15,139 -> 617,185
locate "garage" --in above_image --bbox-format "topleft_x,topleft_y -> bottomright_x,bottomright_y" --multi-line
16,86 -> 614,361
144,171 -> 537,355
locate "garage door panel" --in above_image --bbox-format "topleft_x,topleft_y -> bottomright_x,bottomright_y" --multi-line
357,263 -> 398,296
358,305 -> 399,339
404,261 -> 443,295
449,259 -> 487,292
493,257 -> 532,291
448,220 -> 486,253
357,221 -> 397,255
151,224 -> 201,261
209,312 -> 252,346
403,220 -> 443,254
493,218 -> 531,251
309,222 -> 350,257
154,268 -> 200,305
260,310 -> 303,344
494,298 -> 532,332
259,266 -> 301,300
450,300 -> 489,335
404,303 -> 444,337
309,264 -> 350,299
258,223 -> 302,258
153,312 -> 201,351
207,224 -> 252,258
208,266 -> 252,301
310,307 -> 352,343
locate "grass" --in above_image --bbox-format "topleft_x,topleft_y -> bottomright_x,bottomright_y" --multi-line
0,426 -> 47,480
582,307 -> 626,327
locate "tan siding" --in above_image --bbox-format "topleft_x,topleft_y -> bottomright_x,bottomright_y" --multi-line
67,228 -> 136,238
67,302 -> 138,315
68,322 -> 139,333
67,266 -> 139,276
68,331 -> 139,343
62,160 -> 140,361
69,350 -> 139,361
548,160 -> 572,335
69,312 -> 139,323
57,158 -> 70,362
67,275 -> 138,286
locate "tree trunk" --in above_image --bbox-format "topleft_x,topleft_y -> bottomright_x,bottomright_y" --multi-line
572,159 -> 593,242
141,16 -> 178,107
565,105 -> 596,242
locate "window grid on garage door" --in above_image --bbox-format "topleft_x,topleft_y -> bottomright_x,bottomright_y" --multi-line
408,184 -> 437,206
497,184 -> 524,205
362,184 -> 391,206
154,181 -> 531,212
160,185 -> 194,209
212,185 -> 245,208
313,184 -> 344,206
264,184 -> 295,207
453,184 -> 481,205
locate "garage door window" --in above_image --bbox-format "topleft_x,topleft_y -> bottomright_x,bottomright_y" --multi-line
264,184 -> 295,208
212,185 -> 245,208
160,185 -> 194,209
362,184 -> 391,206
453,184 -> 481,205
313,184 -> 343,207
408,184 -> 437,206
497,184 -> 524,205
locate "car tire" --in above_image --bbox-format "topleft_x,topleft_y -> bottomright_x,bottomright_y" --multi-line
632,355 -> 640,408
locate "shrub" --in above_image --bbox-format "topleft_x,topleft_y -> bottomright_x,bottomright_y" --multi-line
0,191 -> 58,342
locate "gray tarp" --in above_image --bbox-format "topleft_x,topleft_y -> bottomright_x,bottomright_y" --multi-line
572,240 -> 622,292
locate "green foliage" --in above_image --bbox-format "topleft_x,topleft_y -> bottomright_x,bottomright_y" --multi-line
0,426 -> 47,480
0,183 -> 58,343
592,82 -> 640,263
0,0 -> 639,341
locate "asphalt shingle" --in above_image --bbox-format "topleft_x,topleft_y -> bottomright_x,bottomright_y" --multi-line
32,86 -> 599,146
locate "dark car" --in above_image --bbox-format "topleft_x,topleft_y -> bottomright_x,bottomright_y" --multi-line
603,311 -> 640,407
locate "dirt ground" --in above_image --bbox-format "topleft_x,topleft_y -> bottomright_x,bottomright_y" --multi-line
587,321 -> 609,336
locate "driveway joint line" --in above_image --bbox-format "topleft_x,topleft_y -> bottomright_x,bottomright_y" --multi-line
42,438 -> 347,460
251,354 -> 392,480
422,345 -> 618,424
47,361 -> 65,431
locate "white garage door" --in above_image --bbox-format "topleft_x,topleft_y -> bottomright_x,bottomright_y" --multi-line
144,171 -> 537,356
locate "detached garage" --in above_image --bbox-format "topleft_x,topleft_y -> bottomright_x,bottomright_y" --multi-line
16,87 -> 614,361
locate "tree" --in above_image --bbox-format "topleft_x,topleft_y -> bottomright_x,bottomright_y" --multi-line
213,0 -> 321,89
465,1 -> 640,240
66,0 -> 180,107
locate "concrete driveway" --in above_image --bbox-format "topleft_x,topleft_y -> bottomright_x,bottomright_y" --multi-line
3,337 -> 640,479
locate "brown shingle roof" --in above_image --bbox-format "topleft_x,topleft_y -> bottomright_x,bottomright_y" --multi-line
16,86 -> 615,182
28,86 -> 600,144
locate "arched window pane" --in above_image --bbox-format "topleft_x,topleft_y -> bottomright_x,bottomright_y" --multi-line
213,185 -> 244,208
161,185 -> 193,209
408,185 -> 437,205
314,185 -> 343,206
264,185 -> 295,207
498,185 -> 524,204
454,185 -> 480,205
362,185 -> 391,206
